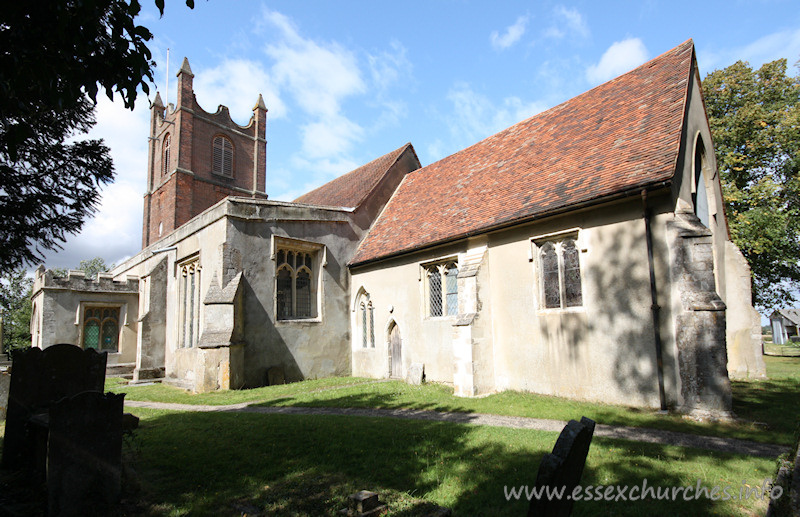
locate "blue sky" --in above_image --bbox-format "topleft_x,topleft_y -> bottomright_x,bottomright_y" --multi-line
42,0 -> 800,273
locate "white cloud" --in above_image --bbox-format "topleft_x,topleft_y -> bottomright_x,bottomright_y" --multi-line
444,82 -> 548,146
300,115 -> 364,159
547,6 -> 589,40
193,59 -> 285,123
491,15 -> 529,50
698,28 -> 800,73
263,9 -> 365,118
586,38 -> 649,84
41,96 -> 150,269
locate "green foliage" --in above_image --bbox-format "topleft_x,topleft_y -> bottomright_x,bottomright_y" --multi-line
0,268 -> 33,353
0,1 -> 193,273
703,59 -> 800,308
51,256 -> 115,280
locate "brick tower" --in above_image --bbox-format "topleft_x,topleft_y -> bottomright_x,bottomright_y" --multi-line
142,57 -> 268,247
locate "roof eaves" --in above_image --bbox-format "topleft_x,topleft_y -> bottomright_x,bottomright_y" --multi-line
349,178 -> 673,269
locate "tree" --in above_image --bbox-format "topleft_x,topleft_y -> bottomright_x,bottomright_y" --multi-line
703,58 -> 800,309
0,0 -> 193,274
0,268 -> 33,353
52,257 -> 115,279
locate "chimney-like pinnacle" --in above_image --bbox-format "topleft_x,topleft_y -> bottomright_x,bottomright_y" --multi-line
254,93 -> 267,111
178,57 -> 194,77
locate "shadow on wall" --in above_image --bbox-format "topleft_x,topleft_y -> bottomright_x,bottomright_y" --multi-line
584,217 -> 666,407
240,277 -> 303,388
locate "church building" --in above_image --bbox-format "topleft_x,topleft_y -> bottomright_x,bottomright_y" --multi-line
30,40 -> 764,417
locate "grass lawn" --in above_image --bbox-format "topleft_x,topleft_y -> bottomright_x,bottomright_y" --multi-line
110,355 -> 800,446
121,407 -> 776,516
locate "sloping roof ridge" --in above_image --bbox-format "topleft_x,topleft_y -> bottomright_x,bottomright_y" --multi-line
778,308 -> 800,325
349,142 -> 414,208
349,39 -> 696,267
293,142 -> 413,208
415,39 -> 696,174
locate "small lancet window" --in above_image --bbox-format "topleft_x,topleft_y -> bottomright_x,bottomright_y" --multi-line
162,133 -> 171,176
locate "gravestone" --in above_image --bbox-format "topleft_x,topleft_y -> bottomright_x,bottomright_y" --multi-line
47,391 -> 125,517
2,344 -> 107,471
528,416 -> 595,517
406,363 -> 425,385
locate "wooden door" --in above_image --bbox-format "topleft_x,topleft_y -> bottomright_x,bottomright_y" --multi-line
390,324 -> 402,378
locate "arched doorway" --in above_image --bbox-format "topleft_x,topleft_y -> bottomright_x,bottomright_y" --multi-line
388,322 -> 402,378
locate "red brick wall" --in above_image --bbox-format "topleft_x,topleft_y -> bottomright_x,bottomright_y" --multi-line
141,63 -> 267,248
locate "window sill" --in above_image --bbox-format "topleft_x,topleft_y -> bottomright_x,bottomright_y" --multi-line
537,306 -> 586,315
276,318 -> 322,325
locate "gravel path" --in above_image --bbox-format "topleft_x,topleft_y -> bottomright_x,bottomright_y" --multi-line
124,399 -> 789,458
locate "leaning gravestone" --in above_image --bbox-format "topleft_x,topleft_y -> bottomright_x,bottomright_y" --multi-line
1,344 -> 107,472
406,363 -> 424,385
528,416 -> 596,517
47,390 -> 125,517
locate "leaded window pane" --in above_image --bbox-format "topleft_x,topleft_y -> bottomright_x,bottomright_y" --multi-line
542,243 -> 560,308
83,320 -> 100,349
276,268 -> 292,320
428,268 -> 442,317
368,303 -> 375,347
101,319 -> 119,351
277,250 -> 285,266
296,270 -> 312,318
361,303 -> 367,348
562,240 -> 582,307
445,263 -> 458,316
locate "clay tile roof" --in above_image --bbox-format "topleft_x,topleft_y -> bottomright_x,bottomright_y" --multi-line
293,143 -> 416,209
350,40 -> 695,266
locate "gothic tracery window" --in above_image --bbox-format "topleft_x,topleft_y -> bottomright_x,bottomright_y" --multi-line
276,247 -> 317,320
82,306 -> 120,352
538,237 -> 583,309
179,260 -> 201,348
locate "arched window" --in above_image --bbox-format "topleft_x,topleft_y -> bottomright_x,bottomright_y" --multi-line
541,242 -> 560,309
162,133 -> 171,176
82,306 -> 120,352
562,239 -> 582,307
179,260 -> 201,348
356,292 -> 375,348
693,136 -> 711,228
537,236 -> 583,309
275,246 -> 317,320
212,135 -> 234,177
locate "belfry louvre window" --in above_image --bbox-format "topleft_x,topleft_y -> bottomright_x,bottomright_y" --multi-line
162,133 -> 171,176
212,135 -> 234,177
425,261 -> 458,317
83,306 -> 120,352
179,260 -> 202,348
276,247 -> 318,320
537,238 -> 582,309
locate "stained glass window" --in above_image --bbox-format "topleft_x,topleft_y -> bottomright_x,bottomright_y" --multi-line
82,306 -> 119,352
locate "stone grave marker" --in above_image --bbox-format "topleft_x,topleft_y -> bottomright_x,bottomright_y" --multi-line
528,416 -> 595,517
